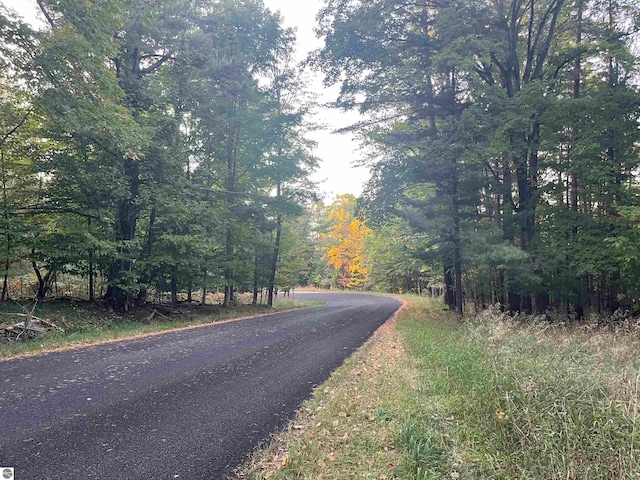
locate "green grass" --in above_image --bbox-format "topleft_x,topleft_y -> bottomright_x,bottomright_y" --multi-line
399,299 -> 640,479
0,297 -> 323,360
238,296 -> 640,479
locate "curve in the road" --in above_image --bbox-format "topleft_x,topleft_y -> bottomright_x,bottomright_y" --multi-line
0,293 -> 400,480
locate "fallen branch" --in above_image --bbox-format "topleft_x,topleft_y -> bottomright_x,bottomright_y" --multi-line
5,322 -> 46,333
32,317 -> 65,332
145,309 -> 170,323
0,313 -> 64,331
1,313 -> 65,342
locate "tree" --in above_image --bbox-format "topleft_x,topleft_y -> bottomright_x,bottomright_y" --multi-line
0,0 -> 319,310
322,195 -> 371,289
365,217 -> 433,294
0,76 -> 38,300
314,0 -> 640,315
261,57 -> 318,306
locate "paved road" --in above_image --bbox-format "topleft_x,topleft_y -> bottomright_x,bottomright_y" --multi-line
0,293 -> 400,479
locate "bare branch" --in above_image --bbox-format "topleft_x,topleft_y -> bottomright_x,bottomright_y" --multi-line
35,0 -> 55,29
0,110 -> 32,149
140,54 -> 174,75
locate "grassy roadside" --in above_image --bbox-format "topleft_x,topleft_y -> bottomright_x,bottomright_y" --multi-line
237,296 -> 640,479
0,297 -> 322,360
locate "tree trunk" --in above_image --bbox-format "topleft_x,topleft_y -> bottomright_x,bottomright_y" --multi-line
449,70 -> 464,317
444,262 -> 455,310
2,271 -> 8,301
171,266 -> 178,304
252,249 -> 259,305
514,133 -> 539,253
267,193 -> 282,308
2,235 -> 9,301
452,200 -> 463,316
105,158 -> 140,311
223,224 -> 232,309
88,254 -> 95,302
223,285 -> 233,306
570,0 -> 582,226
137,206 -> 157,303
32,261 -> 56,300
201,269 -> 207,306
88,217 -> 95,302
223,115 -> 239,308
1,150 -> 9,301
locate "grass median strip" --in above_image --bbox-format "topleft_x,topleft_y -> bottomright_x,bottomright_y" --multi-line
237,296 -> 640,479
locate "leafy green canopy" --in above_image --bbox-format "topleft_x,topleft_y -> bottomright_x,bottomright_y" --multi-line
0,0 -> 317,309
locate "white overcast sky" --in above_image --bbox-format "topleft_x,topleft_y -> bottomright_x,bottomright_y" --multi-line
2,0 -> 369,200
263,0 -> 369,200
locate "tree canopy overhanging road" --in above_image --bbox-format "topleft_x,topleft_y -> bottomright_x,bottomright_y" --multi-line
0,293 -> 401,480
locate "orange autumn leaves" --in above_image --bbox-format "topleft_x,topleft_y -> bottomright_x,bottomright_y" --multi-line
322,195 -> 371,289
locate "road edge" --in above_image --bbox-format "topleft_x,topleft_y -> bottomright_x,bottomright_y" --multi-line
232,295 -> 409,479
0,305 -> 320,362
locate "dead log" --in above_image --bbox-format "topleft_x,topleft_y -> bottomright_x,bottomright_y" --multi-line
0,314 -> 64,332
33,317 -> 65,332
6,322 -> 46,333
145,309 -> 169,323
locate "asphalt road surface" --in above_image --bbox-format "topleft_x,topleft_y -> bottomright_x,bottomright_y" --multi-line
0,293 -> 400,479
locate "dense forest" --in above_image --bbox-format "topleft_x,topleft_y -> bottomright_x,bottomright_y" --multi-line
0,0 -> 319,310
1,0 -> 639,317
313,0 -> 640,316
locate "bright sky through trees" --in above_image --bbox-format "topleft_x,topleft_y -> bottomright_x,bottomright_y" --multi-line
1,0 -> 370,200
263,0 -> 369,199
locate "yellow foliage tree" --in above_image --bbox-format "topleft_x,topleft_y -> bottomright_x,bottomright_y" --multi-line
322,195 -> 371,289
